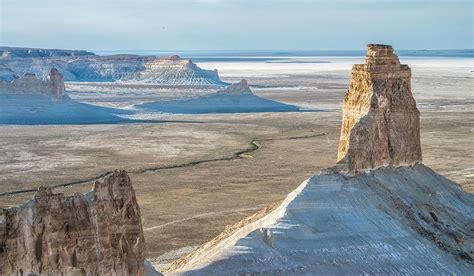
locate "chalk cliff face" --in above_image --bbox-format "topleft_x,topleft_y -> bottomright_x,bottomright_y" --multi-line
0,68 -> 65,98
0,171 -> 146,275
337,44 -> 422,172
0,47 -> 226,86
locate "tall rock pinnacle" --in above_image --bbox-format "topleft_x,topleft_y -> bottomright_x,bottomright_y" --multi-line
47,68 -> 65,98
337,44 -> 422,172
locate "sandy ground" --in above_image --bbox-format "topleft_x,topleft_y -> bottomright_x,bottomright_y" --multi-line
0,57 -> 472,266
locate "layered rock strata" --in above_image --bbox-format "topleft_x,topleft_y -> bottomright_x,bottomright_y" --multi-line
0,171 -> 145,275
0,68 -> 65,98
337,44 -> 422,172
0,47 -> 226,86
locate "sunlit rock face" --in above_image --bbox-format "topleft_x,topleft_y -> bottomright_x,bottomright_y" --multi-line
337,44 -> 422,172
0,67 -> 65,99
0,171 -> 146,275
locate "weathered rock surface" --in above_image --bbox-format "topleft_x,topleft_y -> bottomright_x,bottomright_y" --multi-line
0,67 -> 65,98
168,165 -> 474,274
337,44 -> 422,172
0,47 -> 226,86
0,171 -> 146,275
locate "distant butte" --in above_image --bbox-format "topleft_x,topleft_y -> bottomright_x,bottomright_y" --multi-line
0,67 -> 65,99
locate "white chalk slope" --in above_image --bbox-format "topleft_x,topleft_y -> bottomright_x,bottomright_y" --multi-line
137,80 -> 300,114
179,164 -> 473,275
0,93 -> 127,124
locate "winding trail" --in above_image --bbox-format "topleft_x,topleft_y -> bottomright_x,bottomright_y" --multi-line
0,132 -> 328,197
143,206 -> 266,232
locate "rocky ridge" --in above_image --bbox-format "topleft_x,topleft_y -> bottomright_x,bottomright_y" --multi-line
0,47 -> 226,86
0,171 -> 147,275
337,44 -> 422,172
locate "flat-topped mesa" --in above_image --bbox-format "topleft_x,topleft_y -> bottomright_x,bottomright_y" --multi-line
0,171 -> 145,275
337,44 -> 422,172
0,68 -> 65,98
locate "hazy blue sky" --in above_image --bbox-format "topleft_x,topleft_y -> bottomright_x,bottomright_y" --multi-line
1,0 -> 472,51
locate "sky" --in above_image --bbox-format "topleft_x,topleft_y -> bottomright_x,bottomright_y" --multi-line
0,0 -> 472,51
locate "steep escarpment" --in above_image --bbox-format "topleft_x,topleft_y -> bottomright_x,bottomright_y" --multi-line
0,171 -> 146,275
337,44 -> 422,172
0,47 -> 226,86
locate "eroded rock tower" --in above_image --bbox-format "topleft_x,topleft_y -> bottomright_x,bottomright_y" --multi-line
337,44 -> 422,172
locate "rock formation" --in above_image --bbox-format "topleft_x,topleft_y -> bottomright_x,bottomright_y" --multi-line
136,79 -> 300,114
163,45 -> 473,275
337,44 -> 422,172
0,68 -> 65,99
220,79 -> 252,94
0,47 -> 227,86
0,171 -> 146,275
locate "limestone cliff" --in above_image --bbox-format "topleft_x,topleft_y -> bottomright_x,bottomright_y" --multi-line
0,171 -> 146,275
0,68 -> 65,99
0,47 -> 226,86
337,44 -> 422,172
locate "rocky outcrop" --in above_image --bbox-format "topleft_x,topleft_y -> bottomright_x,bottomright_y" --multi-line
136,79 -> 300,114
220,79 -> 252,94
0,47 -> 226,86
0,171 -> 145,275
337,44 -> 422,172
0,68 -> 65,98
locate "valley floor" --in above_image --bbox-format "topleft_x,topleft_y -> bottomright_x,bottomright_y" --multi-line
0,57 -> 472,266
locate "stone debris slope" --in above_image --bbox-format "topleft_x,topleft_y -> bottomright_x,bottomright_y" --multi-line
173,165 -> 473,275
